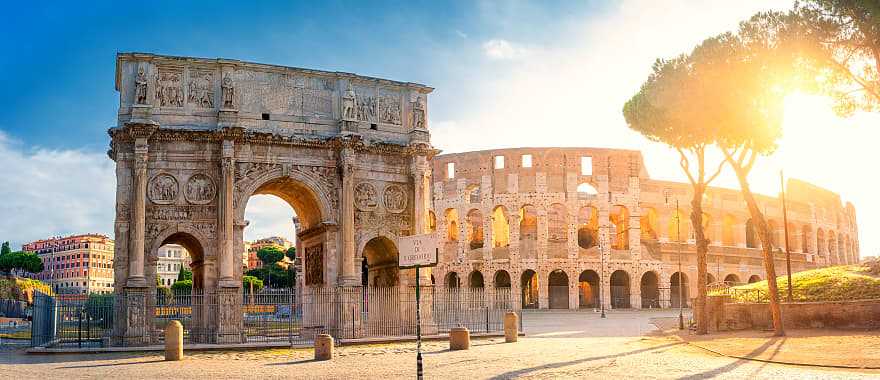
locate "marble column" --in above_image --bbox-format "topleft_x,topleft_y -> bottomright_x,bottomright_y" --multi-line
127,136 -> 149,287
218,140 -> 237,288
411,154 -> 432,283
338,147 -> 358,286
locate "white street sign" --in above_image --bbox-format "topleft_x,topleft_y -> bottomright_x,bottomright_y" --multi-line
398,233 -> 438,268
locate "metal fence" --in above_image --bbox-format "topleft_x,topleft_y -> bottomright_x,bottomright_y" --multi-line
31,286 -> 519,348
0,299 -> 28,318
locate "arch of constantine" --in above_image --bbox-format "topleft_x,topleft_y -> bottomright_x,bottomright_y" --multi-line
110,53 -> 435,343
430,148 -> 860,310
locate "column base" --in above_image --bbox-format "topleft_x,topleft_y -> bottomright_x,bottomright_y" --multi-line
218,278 -> 240,288
126,276 -> 147,288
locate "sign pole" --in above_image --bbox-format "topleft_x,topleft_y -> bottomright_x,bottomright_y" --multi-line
416,264 -> 423,379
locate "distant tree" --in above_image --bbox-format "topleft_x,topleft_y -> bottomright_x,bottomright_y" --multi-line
623,41 -> 732,334
1,242 -> 11,256
0,251 -> 43,275
171,280 -> 193,293
177,267 -> 192,282
257,246 -> 285,267
285,247 -> 297,261
242,275 -> 264,293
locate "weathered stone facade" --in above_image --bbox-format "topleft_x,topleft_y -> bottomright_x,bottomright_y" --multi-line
431,148 -> 860,310
109,53 -> 436,343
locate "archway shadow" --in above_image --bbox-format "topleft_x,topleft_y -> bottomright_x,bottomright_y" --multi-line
487,341 -> 682,379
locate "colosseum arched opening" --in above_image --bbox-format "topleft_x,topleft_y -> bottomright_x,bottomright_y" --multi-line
578,270 -> 600,308
548,269 -> 570,309
640,271 -> 660,309
610,270 -> 631,309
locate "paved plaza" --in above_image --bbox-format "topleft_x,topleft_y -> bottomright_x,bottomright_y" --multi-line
2,310 -> 877,379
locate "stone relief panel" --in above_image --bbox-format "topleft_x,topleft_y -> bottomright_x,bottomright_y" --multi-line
305,244 -> 324,286
354,85 -> 377,123
355,211 -> 411,236
234,71 -> 334,118
187,71 -> 214,108
383,184 -> 406,213
148,174 -> 179,205
155,69 -> 184,107
378,88 -> 402,125
355,182 -> 379,211
184,174 -> 216,205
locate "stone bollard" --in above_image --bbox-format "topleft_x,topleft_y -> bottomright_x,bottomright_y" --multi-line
165,320 -> 183,361
504,312 -> 518,343
449,327 -> 470,350
314,334 -> 334,361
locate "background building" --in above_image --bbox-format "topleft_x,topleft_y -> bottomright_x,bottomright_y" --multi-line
23,234 -> 115,294
431,148 -> 860,310
246,236 -> 293,270
157,244 -> 191,286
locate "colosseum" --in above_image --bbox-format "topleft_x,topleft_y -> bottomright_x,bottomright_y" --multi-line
428,147 -> 860,310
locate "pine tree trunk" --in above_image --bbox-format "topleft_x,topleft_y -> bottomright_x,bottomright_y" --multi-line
729,164 -> 785,336
690,185 -> 709,335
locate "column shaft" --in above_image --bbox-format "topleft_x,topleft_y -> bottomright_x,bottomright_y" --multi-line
127,138 -> 148,287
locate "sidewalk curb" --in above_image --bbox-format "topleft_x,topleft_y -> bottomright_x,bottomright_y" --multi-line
665,331 -> 880,370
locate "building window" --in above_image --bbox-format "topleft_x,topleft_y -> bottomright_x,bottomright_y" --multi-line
522,154 -> 532,168
447,162 -> 455,179
581,156 -> 592,175
494,155 -> 505,169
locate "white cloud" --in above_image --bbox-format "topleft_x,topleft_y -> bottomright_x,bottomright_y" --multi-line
243,195 -> 297,244
0,131 -> 116,249
482,39 -> 532,60
454,30 -> 468,39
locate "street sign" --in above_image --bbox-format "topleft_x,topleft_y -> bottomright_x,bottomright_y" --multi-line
398,233 -> 438,268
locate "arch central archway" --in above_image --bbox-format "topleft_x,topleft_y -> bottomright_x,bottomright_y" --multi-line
239,175 -> 329,288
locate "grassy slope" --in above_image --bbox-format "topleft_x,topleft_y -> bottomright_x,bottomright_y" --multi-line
728,263 -> 880,302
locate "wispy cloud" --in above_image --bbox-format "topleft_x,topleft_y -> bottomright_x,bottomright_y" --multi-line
0,131 -> 116,249
482,39 -> 532,60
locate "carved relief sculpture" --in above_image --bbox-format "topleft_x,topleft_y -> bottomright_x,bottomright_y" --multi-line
378,89 -> 402,125
221,73 -> 235,109
148,174 -> 179,204
355,86 -> 377,122
341,83 -> 356,120
354,182 -> 378,211
412,98 -> 425,129
383,184 -> 407,213
184,174 -> 216,205
305,245 -> 324,286
155,70 -> 184,107
188,71 -> 214,108
135,67 -> 148,105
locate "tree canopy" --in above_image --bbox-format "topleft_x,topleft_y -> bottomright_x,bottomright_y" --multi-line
285,247 -> 297,261
257,246 -> 285,266
0,251 -> 44,274
1,242 -> 11,256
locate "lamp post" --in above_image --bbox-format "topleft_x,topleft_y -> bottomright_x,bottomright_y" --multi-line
665,189 -> 684,330
780,170 -> 793,302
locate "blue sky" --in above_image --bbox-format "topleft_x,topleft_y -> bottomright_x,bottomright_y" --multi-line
0,1 -> 607,150
2,1 -> 876,258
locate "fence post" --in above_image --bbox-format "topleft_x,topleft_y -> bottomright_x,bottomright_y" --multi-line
485,307 -> 489,333
315,333 -> 334,360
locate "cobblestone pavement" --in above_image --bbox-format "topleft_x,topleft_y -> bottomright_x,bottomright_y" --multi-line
2,310 -> 877,379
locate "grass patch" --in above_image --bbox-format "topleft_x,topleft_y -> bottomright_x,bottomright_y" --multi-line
0,330 -> 31,340
724,264 -> 880,303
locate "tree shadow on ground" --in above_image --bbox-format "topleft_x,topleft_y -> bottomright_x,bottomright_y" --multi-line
487,341 -> 684,379
680,336 -> 784,379
55,358 -> 166,369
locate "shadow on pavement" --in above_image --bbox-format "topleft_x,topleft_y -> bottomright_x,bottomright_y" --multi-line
680,336 -> 783,379
487,341 -> 683,379
55,358 -> 166,369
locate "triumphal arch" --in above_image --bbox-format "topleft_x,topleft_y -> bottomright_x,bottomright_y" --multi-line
109,53 -> 436,344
